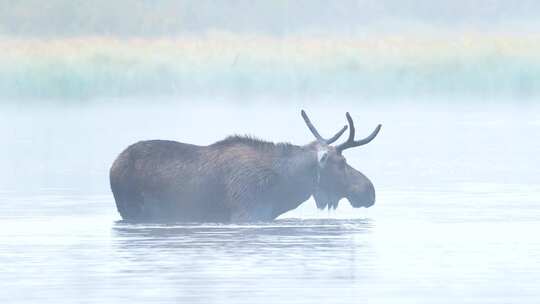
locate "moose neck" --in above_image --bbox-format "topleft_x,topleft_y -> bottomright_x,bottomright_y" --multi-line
269,145 -> 319,218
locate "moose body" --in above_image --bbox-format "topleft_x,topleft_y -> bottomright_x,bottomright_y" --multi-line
110,111 -> 381,222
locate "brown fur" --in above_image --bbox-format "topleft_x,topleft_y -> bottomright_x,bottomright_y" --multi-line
110,137 -> 318,222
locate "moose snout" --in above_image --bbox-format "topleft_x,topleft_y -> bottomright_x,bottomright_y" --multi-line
347,180 -> 376,208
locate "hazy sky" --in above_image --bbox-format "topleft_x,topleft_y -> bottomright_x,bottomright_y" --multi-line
2,0 -> 540,37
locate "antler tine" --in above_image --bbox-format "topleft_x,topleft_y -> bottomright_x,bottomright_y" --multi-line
336,112 -> 382,154
345,112 -> 356,146
326,125 -> 348,145
301,110 -> 348,145
301,110 -> 324,142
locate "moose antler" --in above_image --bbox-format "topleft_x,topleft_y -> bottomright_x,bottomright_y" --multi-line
336,112 -> 381,154
301,110 -> 348,145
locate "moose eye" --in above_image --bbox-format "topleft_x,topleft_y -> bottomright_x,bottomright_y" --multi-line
321,153 -> 329,162
317,150 -> 329,164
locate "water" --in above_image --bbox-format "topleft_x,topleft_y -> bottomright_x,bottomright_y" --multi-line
1,103 -> 539,303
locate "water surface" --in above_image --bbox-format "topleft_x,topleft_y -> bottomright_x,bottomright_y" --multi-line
1,104 -> 539,303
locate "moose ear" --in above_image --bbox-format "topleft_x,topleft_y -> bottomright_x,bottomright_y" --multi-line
317,150 -> 329,167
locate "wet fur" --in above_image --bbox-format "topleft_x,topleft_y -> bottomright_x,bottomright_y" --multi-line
110,136 -> 318,222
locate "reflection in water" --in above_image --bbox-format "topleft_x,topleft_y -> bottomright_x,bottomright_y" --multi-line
113,218 -> 373,241
107,219 -> 376,303
113,220 -> 372,271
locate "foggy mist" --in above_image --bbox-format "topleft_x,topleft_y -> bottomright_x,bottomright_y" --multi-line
1,1 -> 540,303
3,1 -> 540,37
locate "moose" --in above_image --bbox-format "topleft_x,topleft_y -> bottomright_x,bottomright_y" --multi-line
110,111 -> 381,222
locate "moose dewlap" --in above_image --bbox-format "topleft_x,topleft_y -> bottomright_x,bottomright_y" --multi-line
109,110 -> 381,222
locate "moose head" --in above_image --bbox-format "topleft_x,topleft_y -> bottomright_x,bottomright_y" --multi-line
301,110 -> 381,210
